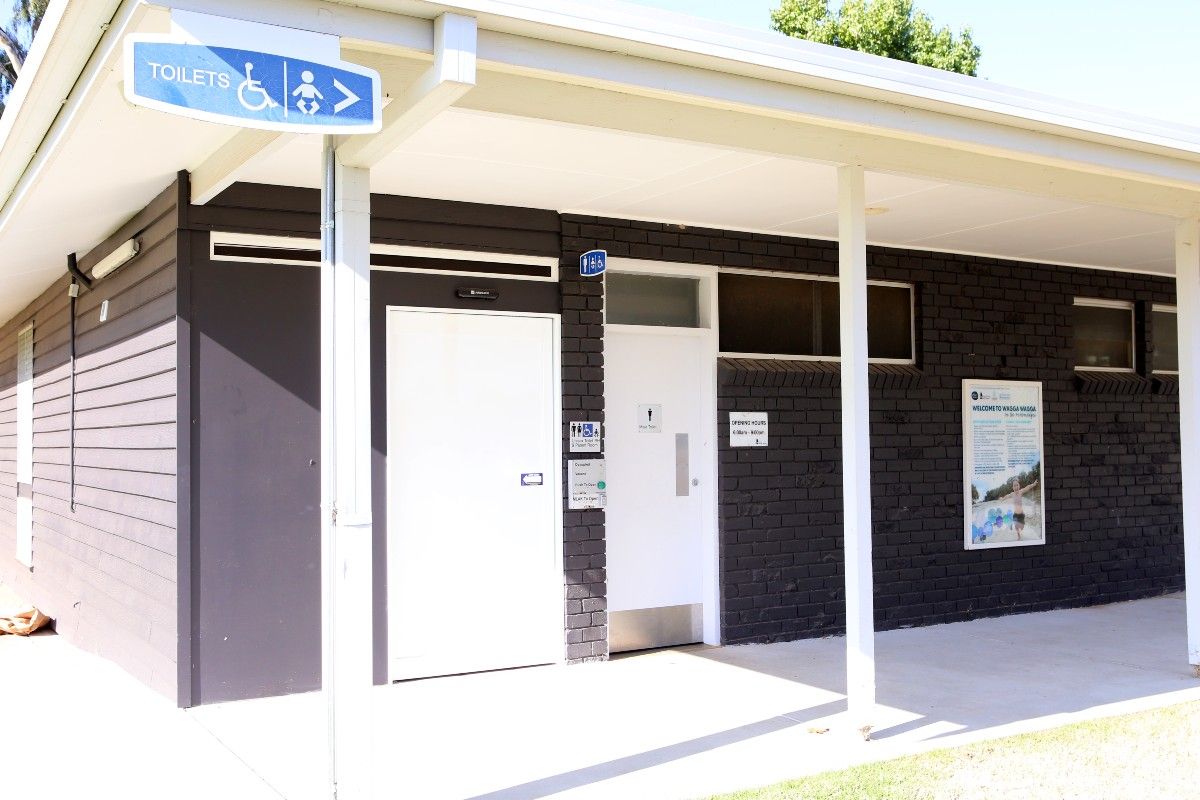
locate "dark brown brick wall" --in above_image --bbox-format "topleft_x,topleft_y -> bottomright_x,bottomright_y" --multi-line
560,245 -> 607,661
563,213 -> 1182,646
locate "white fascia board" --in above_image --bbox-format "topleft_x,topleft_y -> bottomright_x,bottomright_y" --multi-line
468,29 -> 1200,197
388,0 -> 1200,161
0,0 -> 126,224
162,0 -> 1200,164
142,0 -> 1200,194
161,0 -> 433,55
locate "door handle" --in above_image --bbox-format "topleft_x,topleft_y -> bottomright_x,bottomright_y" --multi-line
675,433 -> 689,497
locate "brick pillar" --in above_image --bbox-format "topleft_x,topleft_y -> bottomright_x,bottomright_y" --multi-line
560,248 -> 607,661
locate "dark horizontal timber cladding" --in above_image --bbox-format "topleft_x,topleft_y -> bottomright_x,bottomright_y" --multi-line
193,183 -> 561,257
188,247 -> 322,704
564,213 -> 1181,645
187,186 -> 567,697
0,179 -> 181,698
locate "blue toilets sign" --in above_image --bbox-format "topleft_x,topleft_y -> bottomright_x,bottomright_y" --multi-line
580,249 -> 607,276
123,37 -> 382,134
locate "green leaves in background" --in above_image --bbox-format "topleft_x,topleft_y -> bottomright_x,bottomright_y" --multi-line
770,0 -> 981,76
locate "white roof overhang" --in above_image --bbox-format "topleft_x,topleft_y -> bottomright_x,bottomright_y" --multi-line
1,0 -> 1199,322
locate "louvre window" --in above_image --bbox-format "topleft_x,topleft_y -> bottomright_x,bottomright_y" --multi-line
1152,305 -> 1178,373
717,272 -> 914,362
1073,299 -> 1134,371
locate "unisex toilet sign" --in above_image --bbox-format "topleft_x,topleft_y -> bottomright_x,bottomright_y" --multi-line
124,37 -> 381,133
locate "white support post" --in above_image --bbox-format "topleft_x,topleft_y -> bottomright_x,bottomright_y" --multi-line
321,138 -> 375,799
838,164 -> 876,722
1176,219 -> 1200,670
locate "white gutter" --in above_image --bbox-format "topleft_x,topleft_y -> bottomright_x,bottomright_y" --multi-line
383,0 -> 1200,161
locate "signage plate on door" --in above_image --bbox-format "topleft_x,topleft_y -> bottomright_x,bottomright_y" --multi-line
637,404 -> 662,433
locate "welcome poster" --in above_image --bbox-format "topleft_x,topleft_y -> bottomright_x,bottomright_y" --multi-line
963,380 -> 1046,550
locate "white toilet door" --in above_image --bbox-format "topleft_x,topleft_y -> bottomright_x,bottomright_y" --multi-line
386,308 -> 561,681
605,327 -> 709,651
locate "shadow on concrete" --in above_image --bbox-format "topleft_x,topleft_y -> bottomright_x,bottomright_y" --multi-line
692,595 -> 1197,745
465,699 -> 847,800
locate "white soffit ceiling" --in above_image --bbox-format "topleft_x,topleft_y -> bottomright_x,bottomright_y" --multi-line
0,6 -> 233,323
241,108 -> 1174,274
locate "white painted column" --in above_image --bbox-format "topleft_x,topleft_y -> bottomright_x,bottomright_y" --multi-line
1176,219 -> 1200,670
321,138 -> 375,799
838,164 -> 876,720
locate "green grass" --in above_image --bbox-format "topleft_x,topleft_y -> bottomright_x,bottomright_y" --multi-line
710,701 -> 1200,800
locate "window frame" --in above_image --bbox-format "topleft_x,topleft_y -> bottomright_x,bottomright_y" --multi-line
715,268 -> 917,366
15,322 -> 33,567
603,270 -> 704,329
1151,303 -> 1179,376
1071,297 -> 1136,373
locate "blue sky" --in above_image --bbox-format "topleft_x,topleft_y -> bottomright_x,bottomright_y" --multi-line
626,1 -> 1200,127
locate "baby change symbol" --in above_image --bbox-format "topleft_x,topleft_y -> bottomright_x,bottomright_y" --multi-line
292,70 -> 322,115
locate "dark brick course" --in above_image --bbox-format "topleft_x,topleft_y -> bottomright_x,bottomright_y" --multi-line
564,213 -> 1182,647
560,245 -> 608,661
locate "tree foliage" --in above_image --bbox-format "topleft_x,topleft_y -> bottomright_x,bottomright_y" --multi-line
770,0 -> 981,76
1,0 -> 47,114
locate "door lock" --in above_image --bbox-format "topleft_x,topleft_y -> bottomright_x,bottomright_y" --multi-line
691,478 -> 699,487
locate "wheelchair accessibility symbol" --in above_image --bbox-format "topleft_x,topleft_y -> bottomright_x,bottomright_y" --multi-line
125,38 -> 382,134
237,62 -> 279,112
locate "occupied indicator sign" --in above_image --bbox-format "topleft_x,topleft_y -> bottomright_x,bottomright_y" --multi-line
123,37 -> 382,133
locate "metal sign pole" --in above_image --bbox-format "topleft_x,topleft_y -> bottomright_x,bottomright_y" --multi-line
319,136 -> 339,798
320,134 -> 375,800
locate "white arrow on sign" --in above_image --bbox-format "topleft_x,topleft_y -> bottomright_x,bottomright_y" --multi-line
332,78 -> 360,114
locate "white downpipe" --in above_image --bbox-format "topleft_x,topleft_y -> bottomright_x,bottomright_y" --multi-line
1175,219 -> 1200,669
320,137 -> 336,796
838,164 -> 876,722
321,136 -> 375,799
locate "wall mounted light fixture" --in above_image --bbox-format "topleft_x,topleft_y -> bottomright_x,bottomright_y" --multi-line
91,238 -> 140,280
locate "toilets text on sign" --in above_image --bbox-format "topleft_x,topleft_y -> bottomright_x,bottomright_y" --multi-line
124,38 -> 381,134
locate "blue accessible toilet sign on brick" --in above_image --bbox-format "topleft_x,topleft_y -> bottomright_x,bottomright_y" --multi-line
580,249 -> 607,276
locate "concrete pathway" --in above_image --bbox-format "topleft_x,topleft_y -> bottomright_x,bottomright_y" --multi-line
3,592 -> 1198,799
